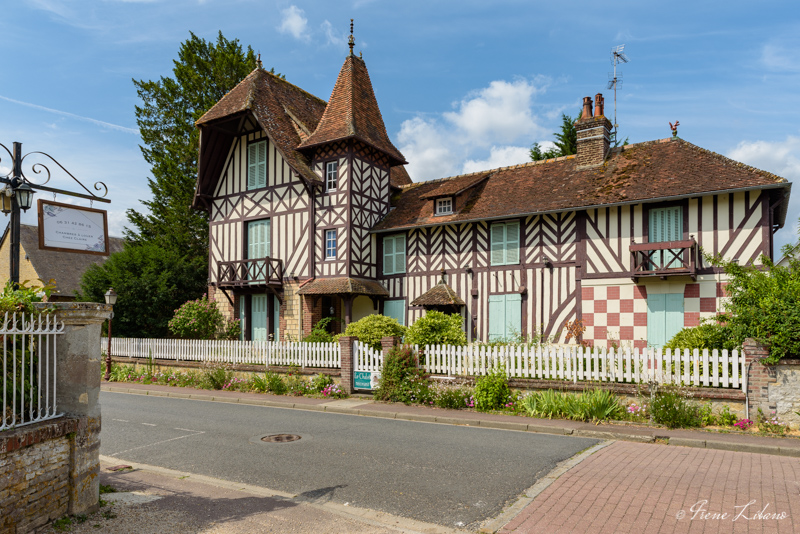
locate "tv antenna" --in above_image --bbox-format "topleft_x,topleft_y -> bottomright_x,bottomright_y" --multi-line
607,44 -> 629,141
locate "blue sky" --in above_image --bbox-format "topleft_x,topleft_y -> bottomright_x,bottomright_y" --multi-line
4,1 -> 800,254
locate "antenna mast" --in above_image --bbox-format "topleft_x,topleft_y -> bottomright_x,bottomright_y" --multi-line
607,45 -> 629,142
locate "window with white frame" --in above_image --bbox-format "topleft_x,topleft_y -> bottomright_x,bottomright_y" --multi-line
326,161 -> 338,192
325,229 -> 337,260
383,234 -> 406,275
435,197 -> 453,215
490,221 -> 520,266
247,140 -> 267,190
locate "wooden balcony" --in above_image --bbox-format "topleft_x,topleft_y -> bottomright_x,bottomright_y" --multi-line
630,238 -> 697,281
217,258 -> 283,287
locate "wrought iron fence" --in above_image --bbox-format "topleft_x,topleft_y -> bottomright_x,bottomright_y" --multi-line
1,313 -> 65,431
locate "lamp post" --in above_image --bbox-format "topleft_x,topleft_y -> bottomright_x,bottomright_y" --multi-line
0,143 -> 36,287
104,288 -> 117,381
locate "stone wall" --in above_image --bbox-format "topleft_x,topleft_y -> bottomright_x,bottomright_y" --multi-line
0,303 -> 110,533
0,419 -> 76,532
743,338 -> 800,428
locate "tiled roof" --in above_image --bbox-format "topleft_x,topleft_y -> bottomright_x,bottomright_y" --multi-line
373,138 -> 790,232
419,171 -> 490,200
195,67 -> 410,192
2,224 -> 125,298
296,277 -> 389,297
298,55 -> 407,165
410,282 -> 465,307
197,68 -> 327,184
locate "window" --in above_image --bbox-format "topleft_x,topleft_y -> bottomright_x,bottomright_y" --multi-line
647,293 -> 683,347
435,197 -> 453,215
383,235 -> 406,275
488,294 -> 522,341
649,206 -> 683,268
326,161 -> 338,192
247,140 -> 267,190
325,229 -> 337,260
490,221 -> 520,266
383,300 -> 405,326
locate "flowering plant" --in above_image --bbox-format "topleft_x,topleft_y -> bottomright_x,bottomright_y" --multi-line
733,418 -> 754,430
627,403 -> 647,417
757,410 -> 788,435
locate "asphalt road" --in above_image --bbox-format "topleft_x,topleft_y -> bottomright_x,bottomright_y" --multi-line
100,392 -> 598,529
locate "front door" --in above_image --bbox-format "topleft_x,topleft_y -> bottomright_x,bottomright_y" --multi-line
251,294 -> 269,341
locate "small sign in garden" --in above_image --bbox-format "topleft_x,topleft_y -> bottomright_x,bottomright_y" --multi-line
354,371 -> 380,390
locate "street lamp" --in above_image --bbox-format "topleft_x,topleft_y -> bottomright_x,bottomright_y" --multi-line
13,182 -> 34,211
104,288 -> 117,381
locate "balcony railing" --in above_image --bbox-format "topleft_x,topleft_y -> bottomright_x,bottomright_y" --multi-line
630,238 -> 697,280
218,258 -> 283,287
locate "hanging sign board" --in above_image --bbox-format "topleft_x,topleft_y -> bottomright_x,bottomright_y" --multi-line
37,199 -> 109,255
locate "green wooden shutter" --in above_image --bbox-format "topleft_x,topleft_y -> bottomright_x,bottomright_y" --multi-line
239,297 -> 246,341
395,235 -> 406,274
383,236 -> 395,275
488,295 -> 505,341
273,295 -> 280,341
384,300 -> 405,326
491,224 -> 506,265
665,293 -> 684,345
649,207 -> 683,268
252,294 -> 268,341
247,143 -> 258,190
647,294 -> 667,347
504,293 -> 522,338
248,220 -> 270,282
257,141 -> 267,188
505,222 -> 520,265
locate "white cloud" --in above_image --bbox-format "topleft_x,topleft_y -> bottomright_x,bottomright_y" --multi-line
0,95 -> 138,134
462,146 -> 531,175
397,79 -> 546,181
761,42 -> 800,73
278,5 -> 309,42
727,136 -> 800,252
321,20 -> 347,47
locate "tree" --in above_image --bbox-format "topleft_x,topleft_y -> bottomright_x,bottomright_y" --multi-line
77,243 -> 207,338
530,113 -> 577,161
530,111 -> 628,161
128,31 -> 258,259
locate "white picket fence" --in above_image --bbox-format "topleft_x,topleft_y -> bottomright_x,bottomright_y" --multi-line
419,344 -> 744,389
353,341 -> 383,373
105,338 -> 340,369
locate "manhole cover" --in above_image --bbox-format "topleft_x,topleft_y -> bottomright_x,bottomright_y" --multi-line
261,434 -> 301,443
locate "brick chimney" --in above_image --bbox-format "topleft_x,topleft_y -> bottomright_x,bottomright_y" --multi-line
575,93 -> 613,167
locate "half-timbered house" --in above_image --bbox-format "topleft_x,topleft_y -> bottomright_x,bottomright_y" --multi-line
192,46 -> 791,349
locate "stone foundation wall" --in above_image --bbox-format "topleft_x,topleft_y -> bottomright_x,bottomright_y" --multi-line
0,418 -> 83,533
280,282 -> 301,341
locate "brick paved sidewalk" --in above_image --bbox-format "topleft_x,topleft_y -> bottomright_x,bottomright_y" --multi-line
498,441 -> 800,534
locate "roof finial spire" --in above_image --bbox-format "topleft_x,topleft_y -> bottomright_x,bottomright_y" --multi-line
256,52 -> 262,69
348,18 -> 355,55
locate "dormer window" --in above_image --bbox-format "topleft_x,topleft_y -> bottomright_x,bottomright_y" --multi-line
435,197 -> 453,216
326,161 -> 338,192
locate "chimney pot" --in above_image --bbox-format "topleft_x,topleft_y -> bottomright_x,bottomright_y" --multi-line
594,93 -> 604,117
581,97 -> 593,120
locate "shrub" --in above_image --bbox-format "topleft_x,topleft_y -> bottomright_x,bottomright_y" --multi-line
285,365 -> 308,396
374,345 -> 428,403
718,405 -> 738,426
709,249 -> 800,363
264,371 -> 288,395
309,373 -> 334,393
649,388 -> 701,428
199,361 -> 233,390
303,317 -> 341,343
406,311 -> 467,347
473,365 -> 510,412
430,380 -> 474,410
344,314 -> 407,351
574,389 -> 623,422
665,321 -> 737,351
699,403 -> 717,426
168,294 -> 225,340
522,389 -> 622,422
220,318 -> 241,340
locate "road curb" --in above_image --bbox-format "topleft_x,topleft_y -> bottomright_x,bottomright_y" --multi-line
101,385 -> 800,458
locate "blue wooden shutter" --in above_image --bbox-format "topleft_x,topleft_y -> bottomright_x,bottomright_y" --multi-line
383,236 -> 395,274
384,300 -> 405,326
273,295 -> 280,341
247,220 -> 270,282
504,293 -> 522,338
505,222 -> 520,265
647,294 -> 667,347
488,295 -> 505,341
649,207 -> 683,268
252,294 -> 268,341
395,235 -> 406,274
665,293 -> 684,345
239,297 -> 246,341
491,224 -> 505,265
247,143 -> 258,190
